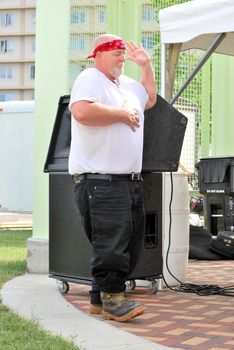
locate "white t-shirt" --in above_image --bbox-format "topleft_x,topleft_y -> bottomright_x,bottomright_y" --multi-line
68,68 -> 148,175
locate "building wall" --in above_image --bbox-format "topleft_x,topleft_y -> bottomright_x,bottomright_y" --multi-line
0,100 -> 34,212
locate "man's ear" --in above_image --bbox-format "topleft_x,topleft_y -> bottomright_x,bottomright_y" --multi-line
95,51 -> 102,58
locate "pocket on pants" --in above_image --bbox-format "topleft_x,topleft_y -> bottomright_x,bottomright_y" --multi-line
88,180 -> 111,199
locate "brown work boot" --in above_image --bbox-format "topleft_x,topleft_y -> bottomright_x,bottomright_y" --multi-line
101,292 -> 144,322
89,290 -> 102,314
89,303 -> 102,314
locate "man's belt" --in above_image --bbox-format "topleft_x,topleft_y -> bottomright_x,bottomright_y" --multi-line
72,173 -> 143,184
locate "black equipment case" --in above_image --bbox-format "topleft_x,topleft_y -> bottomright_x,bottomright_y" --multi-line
196,157 -> 234,236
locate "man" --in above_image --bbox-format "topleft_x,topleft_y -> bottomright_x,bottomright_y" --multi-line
69,34 -> 157,322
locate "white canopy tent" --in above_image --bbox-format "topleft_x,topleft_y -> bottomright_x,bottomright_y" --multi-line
158,0 -> 234,102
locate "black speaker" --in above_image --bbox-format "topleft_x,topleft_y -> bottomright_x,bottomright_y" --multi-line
48,172 -> 162,284
48,174 -> 92,281
44,95 -> 70,173
143,94 -> 188,172
44,94 -> 187,173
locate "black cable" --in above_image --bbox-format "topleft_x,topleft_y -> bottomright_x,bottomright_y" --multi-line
163,172 -> 234,297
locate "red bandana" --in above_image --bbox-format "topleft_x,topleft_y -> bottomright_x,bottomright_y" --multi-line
86,39 -> 126,59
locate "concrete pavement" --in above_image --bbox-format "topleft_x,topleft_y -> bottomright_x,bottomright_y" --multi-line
1,274 -> 170,350
0,211 -> 170,349
0,211 -> 32,229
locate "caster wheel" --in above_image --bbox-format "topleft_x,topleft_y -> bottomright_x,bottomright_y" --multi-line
56,280 -> 69,294
125,280 -> 136,291
149,280 -> 158,294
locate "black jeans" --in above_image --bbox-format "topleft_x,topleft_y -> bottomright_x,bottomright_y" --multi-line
73,178 -> 145,293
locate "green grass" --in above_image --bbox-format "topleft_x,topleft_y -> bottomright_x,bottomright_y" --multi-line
0,230 -> 81,350
0,230 -> 30,288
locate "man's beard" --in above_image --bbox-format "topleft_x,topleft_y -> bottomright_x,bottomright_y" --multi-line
111,66 -> 124,79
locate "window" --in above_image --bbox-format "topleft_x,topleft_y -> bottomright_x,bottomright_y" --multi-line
142,7 -> 154,22
0,40 -> 6,53
32,37 -> 36,52
32,10 -> 36,25
70,63 -> 86,82
0,93 -> 14,101
98,9 -> 106,23
71,10 -> 85,24
70,36 -> 85,51
0,65 -> 13,79
141,35 -> 154,49
30,65 -> 35,79
0,39 -> 13,53
79,64 -> 86,74
7,39 -> 13,51
0,12 -> 13,26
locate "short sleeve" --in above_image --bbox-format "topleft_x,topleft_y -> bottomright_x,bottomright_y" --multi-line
69,70 -> 99,110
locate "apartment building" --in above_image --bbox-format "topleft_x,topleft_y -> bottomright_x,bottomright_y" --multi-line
0,0 -> 36,101
0,0 -> 157,100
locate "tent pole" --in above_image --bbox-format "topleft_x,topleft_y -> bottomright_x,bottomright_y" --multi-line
170,32 -> 226,105
160,43 -> 166,98
166,43 -> 182,101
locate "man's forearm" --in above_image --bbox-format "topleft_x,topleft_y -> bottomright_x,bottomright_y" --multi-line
71,101 -> 123,125
71,100 -> 140,131
141,60 -> 157,109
